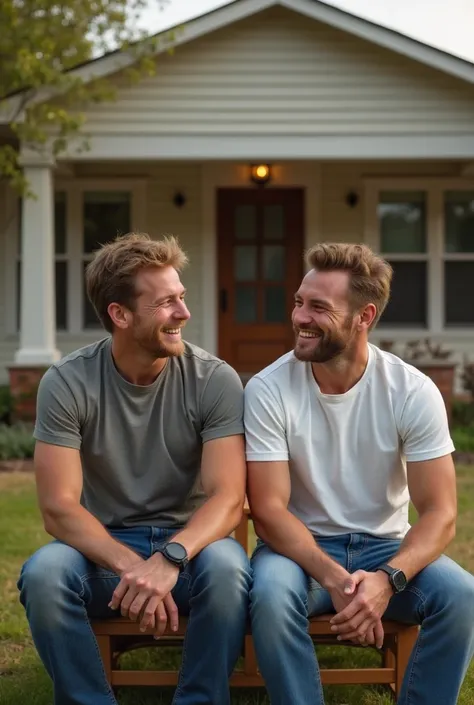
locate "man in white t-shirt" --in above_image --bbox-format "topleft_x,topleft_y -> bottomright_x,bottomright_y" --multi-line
244,243 -> 474,705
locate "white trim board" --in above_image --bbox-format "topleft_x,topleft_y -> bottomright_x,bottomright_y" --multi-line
2,0 -> 474,123
61,134 -> 474,162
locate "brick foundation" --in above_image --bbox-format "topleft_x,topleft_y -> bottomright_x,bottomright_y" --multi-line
8,366 -> 48,423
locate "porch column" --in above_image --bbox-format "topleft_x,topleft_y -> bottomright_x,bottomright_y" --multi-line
14,149 -> 60,365
9,148 -> 60,421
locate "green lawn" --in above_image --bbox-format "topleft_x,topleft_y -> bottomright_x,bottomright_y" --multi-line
0,470 -> 473,705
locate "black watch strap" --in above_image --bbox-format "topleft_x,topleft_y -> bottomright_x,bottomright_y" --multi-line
377,563 -> 407,593
160,541 -> 189,572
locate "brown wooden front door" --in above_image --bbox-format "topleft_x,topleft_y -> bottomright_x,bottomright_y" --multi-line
217,188 -> 304,376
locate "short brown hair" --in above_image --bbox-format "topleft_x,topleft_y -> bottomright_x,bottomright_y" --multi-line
305,243 -> 393,329
85,232 -> 188,332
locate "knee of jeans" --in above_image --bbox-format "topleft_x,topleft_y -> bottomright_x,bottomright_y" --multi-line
250,548 -> 308,620
191,538 -> 251,607
445,572 -> 474,627
420,557 -> 474,626
18,542 -> 83,610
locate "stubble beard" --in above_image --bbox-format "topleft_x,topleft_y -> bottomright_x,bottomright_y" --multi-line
293,317 -> 355,364
134,323 -> 185,359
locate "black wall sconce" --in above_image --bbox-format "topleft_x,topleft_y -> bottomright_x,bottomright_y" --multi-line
346,191 -> 359,208
250,164 -> 272,186
173,191 -> 186,208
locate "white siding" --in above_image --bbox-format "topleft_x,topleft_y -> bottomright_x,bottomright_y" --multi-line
82,6 -> 474,137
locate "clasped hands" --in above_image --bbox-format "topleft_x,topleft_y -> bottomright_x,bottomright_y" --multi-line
109,553 -> 180,638
327,569 -> 394,649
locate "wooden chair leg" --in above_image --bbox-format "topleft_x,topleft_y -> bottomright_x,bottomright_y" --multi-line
244,635 -> 258,676
394,628 -> 418,699
96,634 -> 113,685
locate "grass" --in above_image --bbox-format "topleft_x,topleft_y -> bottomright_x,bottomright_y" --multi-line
0,471 -> 473,705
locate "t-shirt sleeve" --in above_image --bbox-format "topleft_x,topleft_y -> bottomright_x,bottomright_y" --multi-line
33,367 -> 82,450
200,362 -> 244,443
400,376 -> 455,462
244,376 -> 289,462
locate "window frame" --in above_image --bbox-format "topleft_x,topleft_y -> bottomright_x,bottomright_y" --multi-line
9,177 -> 147,337
364,177 -> 474,337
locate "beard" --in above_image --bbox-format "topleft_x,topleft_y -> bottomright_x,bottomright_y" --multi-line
132,319 -> 185,359
293,315 -> 354,363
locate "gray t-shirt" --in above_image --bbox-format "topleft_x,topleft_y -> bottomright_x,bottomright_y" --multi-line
34,338 -> 244,529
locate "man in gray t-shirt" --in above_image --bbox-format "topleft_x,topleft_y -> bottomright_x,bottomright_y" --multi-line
18,232 -> 251,705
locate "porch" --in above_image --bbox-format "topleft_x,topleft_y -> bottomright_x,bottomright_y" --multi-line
1,157 -> 474,397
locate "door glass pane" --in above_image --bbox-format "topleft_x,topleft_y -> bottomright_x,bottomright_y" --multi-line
263,245 -> 285,281
445,191 -> 474,253
378,191 -> 426,253
83,261 -> 101,328
379,261 -> 427,327
445,262 -> 474,324
234,205 -> 256,240
234,246 -> 257,281
264,204 -> 284,240
55,192 -> 67,255
56,261 -> 67,330
235,286 -> 257,322
83,191 -> 130,254
264,286 -> 286,323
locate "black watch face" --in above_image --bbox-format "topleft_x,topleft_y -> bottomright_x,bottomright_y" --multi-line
165,542 -> 187,562
392,570 -> 407,592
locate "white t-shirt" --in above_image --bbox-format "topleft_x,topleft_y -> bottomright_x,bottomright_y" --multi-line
244,344 -> 455,539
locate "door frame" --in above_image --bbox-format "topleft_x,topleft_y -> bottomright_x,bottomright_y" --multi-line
216,186 -> 305,368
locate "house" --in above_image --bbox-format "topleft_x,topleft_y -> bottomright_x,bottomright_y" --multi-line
1,0 -> 474,409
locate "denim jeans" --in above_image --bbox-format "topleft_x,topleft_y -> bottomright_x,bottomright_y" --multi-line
17,526 -> 252,705
250,533 -> 474,705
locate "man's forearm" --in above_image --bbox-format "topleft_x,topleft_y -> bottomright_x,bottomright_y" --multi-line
253,507 -> 347,588
171,493 -> 243,559
384,510 -> 455,581
43,504 -> 142,574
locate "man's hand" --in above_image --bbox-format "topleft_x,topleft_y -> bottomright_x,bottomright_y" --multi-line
329,570 -> 393,648
325,571 -> 384,648
109,553 -> 180,637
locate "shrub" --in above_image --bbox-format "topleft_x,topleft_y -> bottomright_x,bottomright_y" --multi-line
452,400 -> 474,429
0,423 -> 35,460
452,426 -> 474,454
0,385 -> 12,424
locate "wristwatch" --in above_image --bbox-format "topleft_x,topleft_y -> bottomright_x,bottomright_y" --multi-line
159,542 -> 189,572
376,563 -> 407,593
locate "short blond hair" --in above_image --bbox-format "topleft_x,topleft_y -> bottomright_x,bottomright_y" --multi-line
305,243 -> 393,329
85,232 -> 188,332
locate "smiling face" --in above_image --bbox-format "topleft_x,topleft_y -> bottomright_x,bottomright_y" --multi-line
126,265 -> 190,358
292,269 -> 359,363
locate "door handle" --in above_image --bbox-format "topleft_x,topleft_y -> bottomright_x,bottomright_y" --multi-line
220,289 -> 228,313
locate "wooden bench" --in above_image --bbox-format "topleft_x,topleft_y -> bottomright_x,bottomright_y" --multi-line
93,509 -> 418,700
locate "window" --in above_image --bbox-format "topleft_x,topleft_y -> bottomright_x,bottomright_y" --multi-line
12,179 -> 145,335
16,191 -> 68,331
366,180 -> 474,332
377,191 -> 427,328
444,191 -> 474,326
82,191 -> 131,329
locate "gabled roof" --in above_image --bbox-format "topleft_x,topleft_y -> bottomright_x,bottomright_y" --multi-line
3,0 -> 474,121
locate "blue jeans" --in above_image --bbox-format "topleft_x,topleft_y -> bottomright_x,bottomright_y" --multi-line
250,534 -> 474,705
17,527 -> 252,705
